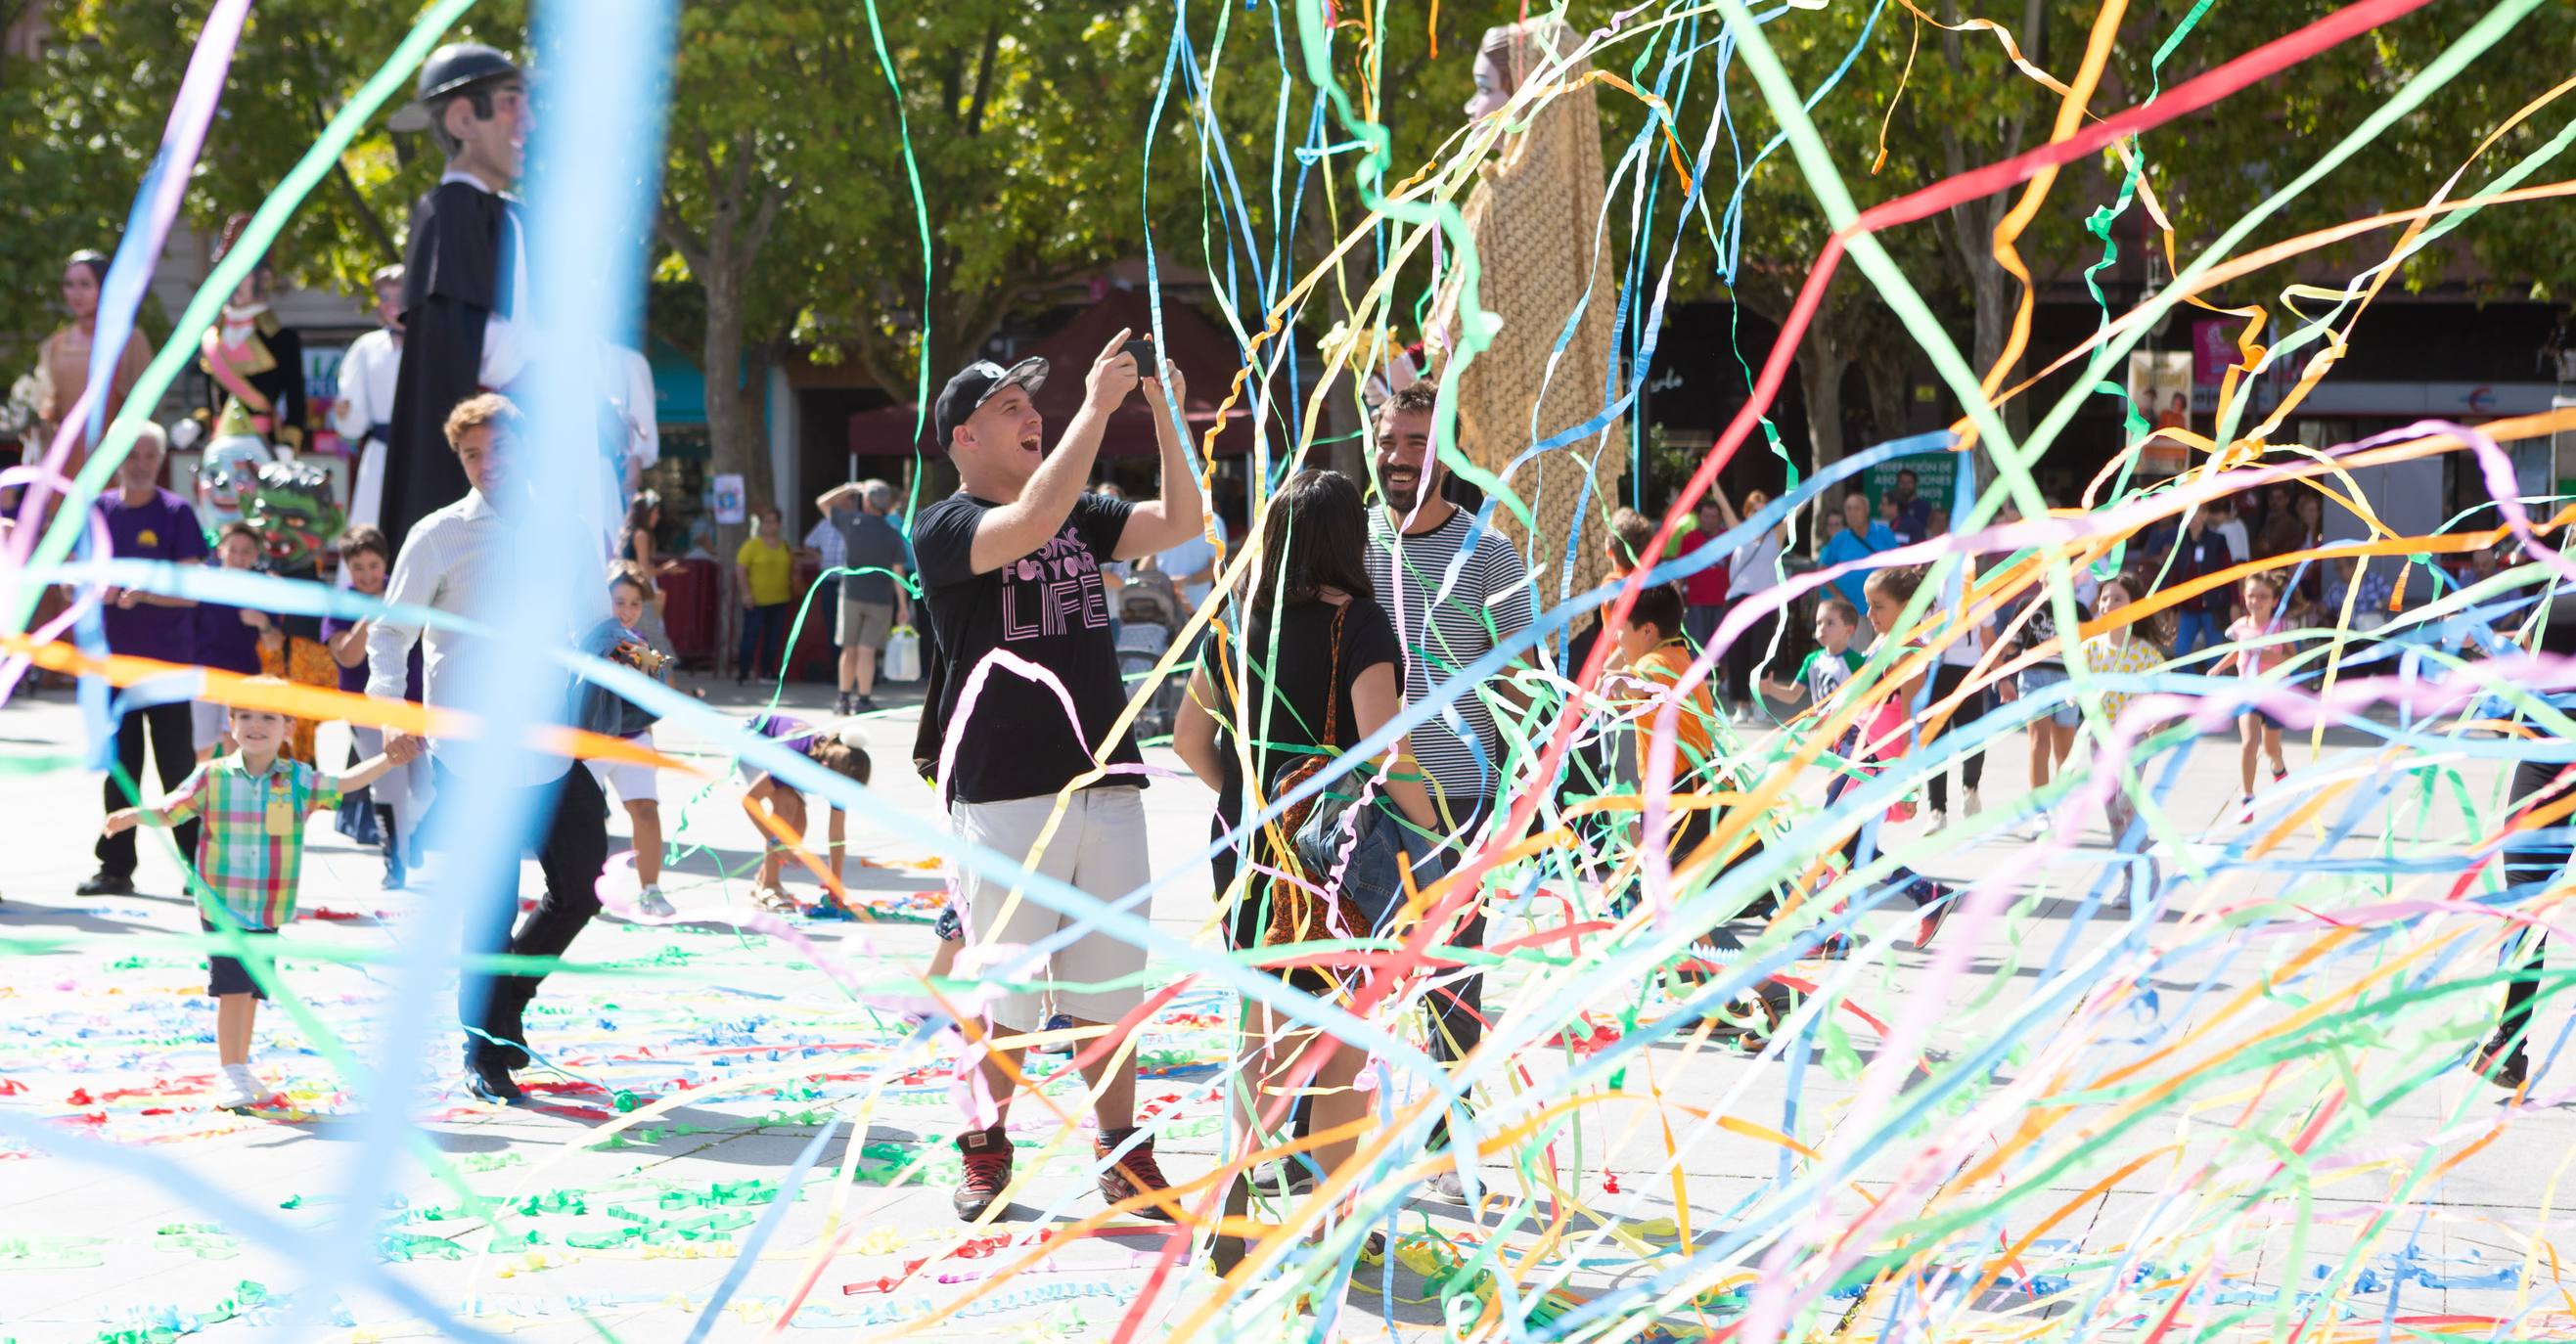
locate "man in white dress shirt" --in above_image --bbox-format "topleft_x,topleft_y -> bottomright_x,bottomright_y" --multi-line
368,392 -> 610,1105
334,265 -> 404,529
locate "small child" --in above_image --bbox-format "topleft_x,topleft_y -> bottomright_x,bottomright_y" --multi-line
1824,567 -> 1954,949
740,712 -> 872,913
322,525 -> 423,888
102,678 -> 417,1110
2210,571 -> 2293,820
594,563 -> 677,917
1604,583 -> 1725,863
2081,570 -> 2167,840
1759,597 -> 1867,709
194,522 -> 277,760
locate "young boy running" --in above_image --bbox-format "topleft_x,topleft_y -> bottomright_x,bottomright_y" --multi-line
104,678 -> 418,1110
1759,597 -> 1868,710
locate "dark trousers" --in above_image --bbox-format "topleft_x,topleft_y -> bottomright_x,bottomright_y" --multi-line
1825,760 -> 1934,908
97,701 -> 200,881
1724,605 -> 1783,708
1684,604 -> 1726,663
1923,663 -> 1988,813
2500,756 -> 2565,1050
433,762 -> 610,1069
737,602 -> 788,681
1420,797 -> 1499,1150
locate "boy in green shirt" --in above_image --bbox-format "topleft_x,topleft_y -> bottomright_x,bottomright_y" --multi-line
105,678 -> 416,1110
1760,597 -> 1867,709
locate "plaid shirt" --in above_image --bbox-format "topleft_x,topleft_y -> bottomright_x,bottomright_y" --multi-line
154,752 -> 340,930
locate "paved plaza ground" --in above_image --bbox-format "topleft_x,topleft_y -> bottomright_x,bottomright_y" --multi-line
2,676 -> 2570,1343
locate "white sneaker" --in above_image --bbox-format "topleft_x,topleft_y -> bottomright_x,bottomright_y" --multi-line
1964,789 -> 1983,818
2023,813 -> 2053,839
1424,1169 -> 1469,1202
1925,809 -> 1948,831
212,1064 -> 262,1110
634,885 -> 675,918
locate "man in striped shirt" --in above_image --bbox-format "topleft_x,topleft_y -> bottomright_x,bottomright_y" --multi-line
1363,381 -> 1535,1199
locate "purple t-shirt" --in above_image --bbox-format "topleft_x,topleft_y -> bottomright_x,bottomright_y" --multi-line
95,488 -> 207,663
738,712 -> 818,784
194,587 -> 267,675
319,611 -> 421,698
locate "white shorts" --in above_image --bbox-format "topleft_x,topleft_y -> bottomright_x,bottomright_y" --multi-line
948,787 -> 1151,1034
587,732 -> 659,805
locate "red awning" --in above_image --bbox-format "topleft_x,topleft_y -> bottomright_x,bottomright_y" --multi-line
849,289 -> 1254,459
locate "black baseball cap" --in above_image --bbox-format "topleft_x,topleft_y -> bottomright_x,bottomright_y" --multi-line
932,356 -> 1048,450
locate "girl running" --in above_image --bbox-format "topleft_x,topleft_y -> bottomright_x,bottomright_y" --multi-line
2210,571 -> 2293,821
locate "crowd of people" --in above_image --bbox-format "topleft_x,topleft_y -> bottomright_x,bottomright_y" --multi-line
51,332 -> 2566,1241
23,43 -> 2560,1267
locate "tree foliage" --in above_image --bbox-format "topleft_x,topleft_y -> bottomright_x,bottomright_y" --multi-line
10,0 -> 2570,502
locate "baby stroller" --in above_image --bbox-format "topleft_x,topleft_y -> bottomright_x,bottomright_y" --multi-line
1115,568 -> 1189,737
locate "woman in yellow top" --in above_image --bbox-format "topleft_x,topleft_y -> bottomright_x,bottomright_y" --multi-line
734,504 -> 799,686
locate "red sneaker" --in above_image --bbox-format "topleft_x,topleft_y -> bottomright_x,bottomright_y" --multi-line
1097,1130 -> 1178,1222
953,1128 -> 1015,1221
1914,883 -> 1953,951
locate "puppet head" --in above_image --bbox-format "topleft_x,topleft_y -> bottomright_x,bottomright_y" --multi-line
392,43 -> 530,186
211,214 -> 274,309
229,459 -> 346,574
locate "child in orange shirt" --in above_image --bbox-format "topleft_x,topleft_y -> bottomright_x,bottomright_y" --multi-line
1605,583 -> 1724,863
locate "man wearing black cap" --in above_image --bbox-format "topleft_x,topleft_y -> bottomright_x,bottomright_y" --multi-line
378,42 -> 531,553
911,328 -> 1207,1222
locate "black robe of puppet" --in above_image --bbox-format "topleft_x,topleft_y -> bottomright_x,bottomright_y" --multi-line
380,179 -> 516,553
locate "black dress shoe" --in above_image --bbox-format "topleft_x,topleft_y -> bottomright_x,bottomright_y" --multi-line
466,1059 -> 525,1104
2471,1036 -> 2530,1090
76,871 -> 136,896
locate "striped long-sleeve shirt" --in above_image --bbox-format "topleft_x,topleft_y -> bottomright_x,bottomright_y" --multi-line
1364,507 -> 1536,813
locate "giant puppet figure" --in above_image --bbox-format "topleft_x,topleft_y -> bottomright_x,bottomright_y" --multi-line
334,264 -> 404,530
188,214 -> 308,528
378,43 -> 532,552
1425,18 -> 1630,611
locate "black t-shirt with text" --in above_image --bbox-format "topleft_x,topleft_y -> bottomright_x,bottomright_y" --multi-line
913,490 -> 1143,803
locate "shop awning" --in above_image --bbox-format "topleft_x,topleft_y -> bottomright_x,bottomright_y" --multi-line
849,290 -> 1253,459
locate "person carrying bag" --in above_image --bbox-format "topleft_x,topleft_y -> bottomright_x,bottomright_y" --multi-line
1169,468 -> 1445,1269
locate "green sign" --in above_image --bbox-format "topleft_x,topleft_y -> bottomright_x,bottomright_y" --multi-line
1864,450 -> 1961,518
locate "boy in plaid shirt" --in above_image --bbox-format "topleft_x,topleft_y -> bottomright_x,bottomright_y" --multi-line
104,677 -> 418,1110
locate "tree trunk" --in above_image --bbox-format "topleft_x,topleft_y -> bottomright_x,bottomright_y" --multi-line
1798,324 -> 1852,556
1858,330 -> 1909,444
702,262 -> 771,549
1968,257 -> 2029,442
1304,202 -> 1367,480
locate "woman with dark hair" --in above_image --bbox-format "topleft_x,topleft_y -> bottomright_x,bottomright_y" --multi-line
30,249 -> 155,474
1171,468 -> 1438,1267
621,490 -> 669,570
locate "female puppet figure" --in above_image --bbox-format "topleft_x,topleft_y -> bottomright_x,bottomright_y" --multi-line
30,249 -> 155,478
191,214 -> 307,527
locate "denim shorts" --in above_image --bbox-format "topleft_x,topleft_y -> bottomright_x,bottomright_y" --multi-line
2017,666 -> 2080,728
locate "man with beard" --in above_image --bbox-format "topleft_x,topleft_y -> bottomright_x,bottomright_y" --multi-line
1363,380 -> 1534,1201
